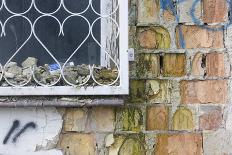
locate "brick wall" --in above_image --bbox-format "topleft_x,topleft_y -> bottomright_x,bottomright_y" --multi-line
1,0 -> 232,155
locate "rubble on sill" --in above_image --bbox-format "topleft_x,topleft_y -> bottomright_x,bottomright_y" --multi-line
0,57 -> 119,87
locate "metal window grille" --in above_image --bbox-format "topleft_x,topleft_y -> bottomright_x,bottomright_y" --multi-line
0,0 -> 129,96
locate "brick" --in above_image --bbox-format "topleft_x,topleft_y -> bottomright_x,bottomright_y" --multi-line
137,0 -> 159,24
146,80 -> 171,103
118,138 -> 146,155
137,26 -> 171,49
129,80 -> 146,103
181,80 -> 228,104
206,52 -> 227,77
203,0 -> 228,23
173,107 -> 194,130
192,52 -> 228,77
63,107 -> 115,132
192,52 -> 205,76
176,25 -> 224,49
199,106 -> 223,130
146,106 -> 169,130
136,53 -> 160,78
156,133 -> 203,155
109,136 -> 145,155
58,133 -> 96,155
116,107 -> 143,132
163,53 -> 186,77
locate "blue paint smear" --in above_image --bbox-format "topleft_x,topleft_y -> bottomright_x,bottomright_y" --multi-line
160,0 -> 232,48
190,0 -> 232,31
160,0 -> 186,48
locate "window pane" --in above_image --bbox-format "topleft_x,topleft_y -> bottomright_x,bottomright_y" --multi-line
0,0 -> 101,65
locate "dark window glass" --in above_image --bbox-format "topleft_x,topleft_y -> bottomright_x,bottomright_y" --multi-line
0,0 -> 101,66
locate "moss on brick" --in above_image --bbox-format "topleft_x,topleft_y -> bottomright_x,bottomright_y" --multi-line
137,26 -> 171,49
129,80 -> 146,103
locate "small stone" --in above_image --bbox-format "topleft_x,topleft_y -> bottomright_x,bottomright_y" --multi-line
4,72 -> 15,78
5,62 -> 17,68
21,57 -> 38,68
6,65 -> 22,75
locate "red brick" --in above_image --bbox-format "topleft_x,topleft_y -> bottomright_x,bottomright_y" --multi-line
206,52 -> 227,77
176,25 -> 224,49
137,27 -> 171,49
199,107 -> 223,130
156,134 -> 203,155
181,80 -> 228,104
146,106 -> 169,130
203,0 -> 228,23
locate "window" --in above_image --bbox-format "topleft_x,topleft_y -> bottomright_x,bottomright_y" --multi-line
0,0 -> 128,95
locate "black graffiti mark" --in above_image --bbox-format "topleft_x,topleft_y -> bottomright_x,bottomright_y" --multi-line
3,120 -> 20,144
12,122 -> 37,143
3,121 -> 37,144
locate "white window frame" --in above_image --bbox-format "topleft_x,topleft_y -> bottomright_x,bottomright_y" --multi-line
0,0 -> 129,96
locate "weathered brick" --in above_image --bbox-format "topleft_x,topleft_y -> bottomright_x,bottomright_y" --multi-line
58,133 -> 96,155
129,80 -> 146,103
192,52 -> 228,77
181,80 -> 228,104
146,106 -> 169,130
136,53 -> 160,78
203,0 -> 228,23
199,106 -> 223,130
206,52 -> 227,77
163,53 -> 186,77
116,107 -> 143,132
156,133 -> 203,155
109,135 -> 145,155
146,80 -> 171,103
173,107 -> 194,130
137,0 -> 159,24
137,26 -> 171,49
192,52 -> 205,76
176,25 -> 224,49
63,107 -> 115,132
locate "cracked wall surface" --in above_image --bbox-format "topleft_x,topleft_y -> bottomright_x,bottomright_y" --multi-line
1,0 -> 232,154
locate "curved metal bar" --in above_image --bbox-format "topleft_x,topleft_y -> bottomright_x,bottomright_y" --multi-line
3,0 -> 33,15
90,0 -> 119,17
62,0 -> 91,15
90,16 -> 120,86
33,0 -> 63,15
3,15 -> 33,87
32,15 -> 62,86
61,15 -> 92,86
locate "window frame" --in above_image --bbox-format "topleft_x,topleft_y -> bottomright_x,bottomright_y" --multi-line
0,0 -> 129,96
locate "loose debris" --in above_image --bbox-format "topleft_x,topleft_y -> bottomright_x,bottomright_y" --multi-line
1,57 -> 119,86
